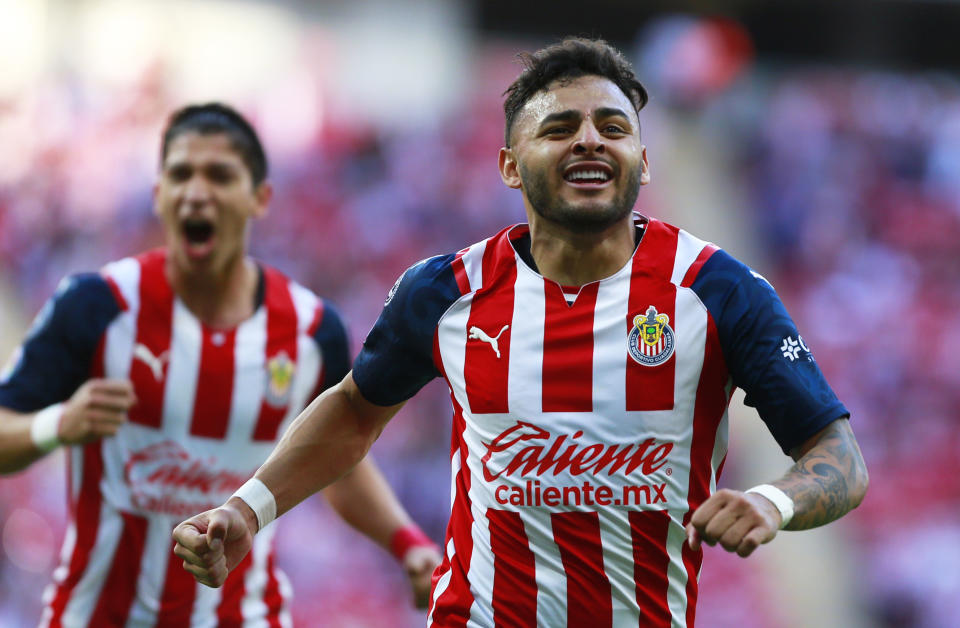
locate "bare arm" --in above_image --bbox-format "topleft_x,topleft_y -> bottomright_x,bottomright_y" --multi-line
0,379 -> 135,474
688,417 -> 868,556
774,417 -> 869,530
0,407 -> 45,473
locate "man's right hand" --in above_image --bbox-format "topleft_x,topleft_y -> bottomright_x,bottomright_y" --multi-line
172,500 -> 257,588
58,378 -> 136,444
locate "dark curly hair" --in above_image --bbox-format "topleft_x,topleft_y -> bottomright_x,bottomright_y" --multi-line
503,37 -> 648,147
160,103 -> 268,186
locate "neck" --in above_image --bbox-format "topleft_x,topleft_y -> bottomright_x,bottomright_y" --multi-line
526,211 -> 637,286
166,253 -> 258,328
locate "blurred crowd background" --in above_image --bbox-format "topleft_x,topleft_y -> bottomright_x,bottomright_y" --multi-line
2,1 -> 959,626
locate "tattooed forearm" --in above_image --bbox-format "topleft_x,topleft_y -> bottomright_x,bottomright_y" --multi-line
772,419 -> 869,530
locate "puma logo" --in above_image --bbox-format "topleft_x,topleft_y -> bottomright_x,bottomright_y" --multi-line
468,325 -> 509,359
133,343 -> 169,381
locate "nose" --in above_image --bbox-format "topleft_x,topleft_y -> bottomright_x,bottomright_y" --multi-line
182,175 -> 212,207
572,121 -> 605,155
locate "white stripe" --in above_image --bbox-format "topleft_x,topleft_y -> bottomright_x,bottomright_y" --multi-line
226,308 -> 268,444
427,537 -> 457,626
665,512 -> 690,628
460,239 -> 487,292
59,502 -> 124,627
436,295 -> 472,414
670,229 -> 712,286
287,281 -> 321,335
529,511 -> 566,628
240,522 -> 278,626
598,510 -> 641,627
190,579 -> 223,628
39,515 -> 78,628
125,515 -> 177,627
462,437 -> 496,626
161,299 -> 202,441
507,257 -> 544,416
281,319 -> 322,435
592,269 -> 630,416
101,257 -> 141,310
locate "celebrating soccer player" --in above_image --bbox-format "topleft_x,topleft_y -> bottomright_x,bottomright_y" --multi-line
0,103 -> 440,626
173,39 -> 868,626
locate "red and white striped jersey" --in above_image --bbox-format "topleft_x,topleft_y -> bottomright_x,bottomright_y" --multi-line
0,249 -> 351,628
353,215 -> 847,627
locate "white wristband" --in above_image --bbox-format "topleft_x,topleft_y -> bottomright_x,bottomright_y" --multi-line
31,404 -> 63,453
746,484 -> 794,529
232,478 -> 276,533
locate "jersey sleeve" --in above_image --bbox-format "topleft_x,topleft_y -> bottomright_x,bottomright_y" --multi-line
689,250 -> 849,454
312,300 -> 351,393
353,254 -> 463,406
0,274 -> 122,412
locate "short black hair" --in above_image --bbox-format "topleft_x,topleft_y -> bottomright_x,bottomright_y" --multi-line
503,37 -> 649,147
160,103 -> 268,186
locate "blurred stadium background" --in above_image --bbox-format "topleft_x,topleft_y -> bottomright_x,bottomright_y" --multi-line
2,1 -> 959,626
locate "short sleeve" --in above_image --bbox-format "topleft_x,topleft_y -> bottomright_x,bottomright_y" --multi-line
0,274 -> 122,412
353,254 -> 463,406
689,250 -> 849,454
311,300 -> 351,392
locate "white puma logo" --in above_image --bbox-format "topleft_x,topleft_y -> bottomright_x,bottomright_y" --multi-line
133,343 -> 169,381
468,325 -> 510,359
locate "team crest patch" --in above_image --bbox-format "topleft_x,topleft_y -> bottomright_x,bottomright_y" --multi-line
628,306 -> 676,366
265,351 -> 295,407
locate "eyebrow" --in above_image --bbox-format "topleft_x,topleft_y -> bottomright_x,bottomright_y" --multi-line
537,107 -> 634,130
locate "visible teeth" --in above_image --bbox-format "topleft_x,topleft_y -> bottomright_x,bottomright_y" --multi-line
566,170 -> 610,181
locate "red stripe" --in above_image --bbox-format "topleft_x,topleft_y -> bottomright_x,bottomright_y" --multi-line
463,233 -> 516,414
682,314 -> 730,626
101,274 -> 129,311
46,443 -> 103,628
552,511 -> 612,626
679,244 -> 719,288
542,281 -> 598,412
452,252 -> 471,295
87,512 -> 148,627
263,553 -> 284,628
626,220 -> 678,411
629,510 -> 672,627
216,552 -> 254,627
488,509 -> 538,627
155,542 -> 198,627
129,250 -> 174,428
430,397 -> 475,627
253,268 -> 299,441
189,326 -> 237,438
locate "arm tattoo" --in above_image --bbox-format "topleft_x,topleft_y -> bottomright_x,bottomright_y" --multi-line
773,419 -> 868,531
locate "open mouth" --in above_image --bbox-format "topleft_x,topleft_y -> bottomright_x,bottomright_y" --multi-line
181,218 -> 216,258
563,163 -> 614,186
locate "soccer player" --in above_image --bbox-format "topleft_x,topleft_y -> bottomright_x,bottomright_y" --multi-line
173,40 -> 869,626
0,103 -> 440,626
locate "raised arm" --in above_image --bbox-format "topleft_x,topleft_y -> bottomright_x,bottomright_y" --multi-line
688,417 -> 868,556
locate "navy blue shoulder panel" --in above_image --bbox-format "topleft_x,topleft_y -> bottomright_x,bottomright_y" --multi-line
311,300 -> 351,391
0,274 -> 122,412
690,250 -> 849,454
353,254 -> 462,406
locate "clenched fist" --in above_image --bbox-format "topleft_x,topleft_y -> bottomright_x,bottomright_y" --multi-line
686,488 -> 782,557
58,379 -> 137,444
172,499 -> 257,588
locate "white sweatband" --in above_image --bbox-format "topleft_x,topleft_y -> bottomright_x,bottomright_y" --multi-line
746,484 -> 794,529
31,404 -> 63,453
232,478 -> 276,533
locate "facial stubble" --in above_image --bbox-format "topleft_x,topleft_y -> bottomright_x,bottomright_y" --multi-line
519,161 -> 642,234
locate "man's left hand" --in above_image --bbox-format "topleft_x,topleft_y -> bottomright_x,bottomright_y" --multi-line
686,488 -> 781,557
402,544 -> 442,609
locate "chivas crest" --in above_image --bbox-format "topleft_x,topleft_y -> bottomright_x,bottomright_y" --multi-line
628,306 -> 676,366
265,351 -> 295,407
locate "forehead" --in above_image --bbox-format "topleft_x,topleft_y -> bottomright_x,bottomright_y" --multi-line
163,132 -> 246,168
515,75 -> 637,131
